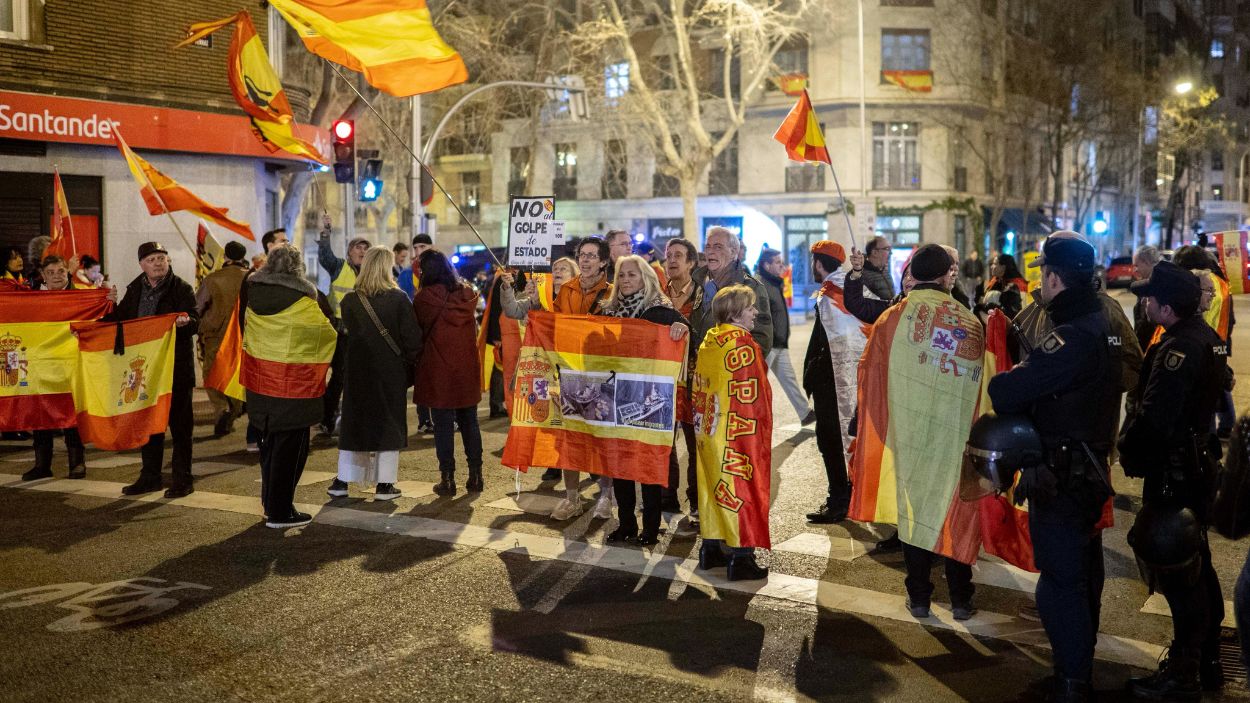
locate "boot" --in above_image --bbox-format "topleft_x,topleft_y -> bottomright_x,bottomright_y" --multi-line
213,412 -> 234,437
1129,648 -> 1201,701
66,444 -> 86,480
21,441 -> 53,481
1199,652 -> 1225,691
697,541 -> 728,570
1048,677 -> 1091,702
465,466 -> 484,492
434,470 -> 457,496
122,474 -> 164,495
727,552 -> 769,581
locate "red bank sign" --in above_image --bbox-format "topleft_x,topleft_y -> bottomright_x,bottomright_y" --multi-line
0,90 -> 328,162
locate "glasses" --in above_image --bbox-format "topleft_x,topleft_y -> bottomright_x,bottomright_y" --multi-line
577,252 -> 600,260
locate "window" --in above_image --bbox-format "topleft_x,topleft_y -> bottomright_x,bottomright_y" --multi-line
554,143 -> 577,200
1212,185 -> 1224,201
509,147 -> 530,196
954,167 -> 968,192
1212,40 -> 1226,59
605,61 -> 630,105
1133,0 -> 1143,16
708,133 -> 738,195
708,48 -> 741,99
1213,150 -> 1224,171
461,172 -> 481,224
601,139 -> 628,199
872,122 -> 921,190
981,47 -> 993,84
881,30 -> 931,72
875,214 -> 923,245
0,0 -> 28,40
785,163 -> 825,192
770,39 -> 809,92
1007,0 -> 1038,34
785,216 -> 829,302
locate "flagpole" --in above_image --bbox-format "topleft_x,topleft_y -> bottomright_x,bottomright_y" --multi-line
825,160 -> 859,252
113,128 -> 198,259
324,61 -> 505,269
53,166 -> 79,258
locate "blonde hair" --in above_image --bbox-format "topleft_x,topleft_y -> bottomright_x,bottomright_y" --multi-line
355,245 -> 398,297
552,257 -> 577,284
601,255 -> 664,313
712,284 -> 756,325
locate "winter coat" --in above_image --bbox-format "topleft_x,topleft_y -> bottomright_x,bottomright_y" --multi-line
757,269 -> 790,349
688,263 -> 773,360
861,262 -> 896,301
103,272 -> 199,393
413,282 -> 482,409
339,288 -> 423,451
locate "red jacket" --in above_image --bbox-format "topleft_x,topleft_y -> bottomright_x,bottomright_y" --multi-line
413,282 -> 482,409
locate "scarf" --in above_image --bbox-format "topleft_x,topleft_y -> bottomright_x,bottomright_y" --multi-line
607,291 -> 647,319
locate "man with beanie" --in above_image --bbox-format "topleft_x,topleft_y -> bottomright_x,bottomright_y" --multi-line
195,240 -> 250,436
988,233 -> 1122,702
104,242 -> 198,498
1118,260 -> 1227,699
316,213 -> 368,436
399,233 -> 433,300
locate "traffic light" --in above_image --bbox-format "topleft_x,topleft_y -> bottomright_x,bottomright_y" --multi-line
359,158 -> 383,202
331,119 -> 355,184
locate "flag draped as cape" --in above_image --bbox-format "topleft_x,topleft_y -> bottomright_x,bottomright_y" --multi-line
817,270 -> 870,455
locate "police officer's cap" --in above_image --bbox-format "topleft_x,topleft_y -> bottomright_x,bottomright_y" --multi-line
1028,232 -> 1095,271
1129,260 -> 1200,313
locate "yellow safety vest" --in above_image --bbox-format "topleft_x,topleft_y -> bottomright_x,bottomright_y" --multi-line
329,262 -> 356,314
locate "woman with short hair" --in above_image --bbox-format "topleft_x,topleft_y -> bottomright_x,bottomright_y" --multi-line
327,246 -> 423,502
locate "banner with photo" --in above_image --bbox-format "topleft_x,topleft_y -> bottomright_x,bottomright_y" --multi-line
502,311 -> 685,485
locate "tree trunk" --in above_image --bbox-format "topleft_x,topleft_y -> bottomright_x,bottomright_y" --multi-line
680,174 -> 699,244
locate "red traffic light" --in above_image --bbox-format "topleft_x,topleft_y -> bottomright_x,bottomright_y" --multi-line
332,120 -> 354,141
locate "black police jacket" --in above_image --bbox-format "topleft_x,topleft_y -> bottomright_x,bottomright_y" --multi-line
1119,314 -> 1224,513
987,288 -> 1121,449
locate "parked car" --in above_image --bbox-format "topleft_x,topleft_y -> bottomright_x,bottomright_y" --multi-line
1105,256 -> 1135,287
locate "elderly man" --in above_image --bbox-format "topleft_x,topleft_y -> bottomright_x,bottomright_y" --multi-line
689,227 -> 772,357
316,213 -> 366,437
196,241 -> 250,437
605,229 -> 633,281
860,235 -> 895,301
1132,245 -> 1164,351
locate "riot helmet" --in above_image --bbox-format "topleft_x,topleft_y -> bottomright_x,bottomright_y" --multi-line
961,412 -> 1044,500
1128,503 -> 1204,590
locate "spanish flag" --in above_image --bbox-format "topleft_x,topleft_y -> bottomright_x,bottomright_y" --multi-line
0,289 -> 113,431
882,70 -> 934,93
204,301 -> 246,402
497,273 -> 554,408
692,323 -> 773,549
175,12 -> 327,164
268,0 -> 468,97
46,168 -> 77,260
1214,231 -> 1250,295
114,131 -> 256,241
195,223 -> 225,286
773,90 -> 830,165
502,311 -> 686,485
71,315 -> 178,451
242,296 -> 337,398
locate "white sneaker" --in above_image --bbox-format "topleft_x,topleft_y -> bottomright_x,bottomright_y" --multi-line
592,491 -> 616,520
550,497 -> 583,520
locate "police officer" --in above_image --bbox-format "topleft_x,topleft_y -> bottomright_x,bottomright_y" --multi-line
1119,260 -> 1226,699
987,234 -> 1120,703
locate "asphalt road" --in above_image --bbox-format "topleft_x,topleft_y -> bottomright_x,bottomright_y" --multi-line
2,289 -> 1249,702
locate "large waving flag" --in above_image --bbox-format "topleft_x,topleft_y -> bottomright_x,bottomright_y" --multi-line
1214,231 -> 1250,294
175,12 -> 326,164
114,131 -> 256,241
242,296 -> 337,398
0,289 -> 113,431
502,311 -> 685,485
46,168 -> 77,260
816,270 -> 870,455
849,288 -> 985,564
205,302 -> 246,402
268,0 -> 468,97
195,223 -> 224,286
773,90 -> 830,164
692,323 -> 773,549
71,315 -> 178,450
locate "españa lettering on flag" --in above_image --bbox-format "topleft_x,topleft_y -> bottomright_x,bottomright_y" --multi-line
692,324 -> 773,549
268,0 -> 468,97
241,296 -> 337,398
848,287 -> 985,564
71,314 -> 178,451
204,301 -> 246,402
0,289 -> 113,431
772,90 -> 831,165
501,311 -> 685,485
1213,231 -> 1250,295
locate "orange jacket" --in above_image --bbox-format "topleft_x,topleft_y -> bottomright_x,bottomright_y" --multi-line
554,275 -> 611,315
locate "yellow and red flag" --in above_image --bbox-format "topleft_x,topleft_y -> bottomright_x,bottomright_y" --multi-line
205,301 -> 246,402
1213,231 -> 1250,295
46,168 -> 77,260
848,287 -> 985,564
773,89 -> 830,165
195,223 -> 225,286
497,272 -> 554,407
241,296 -> 337,398
71,314 -> 178,450
114,131 -> 256,241
692,324 -> 773,549
268,0 -> 468,97
816,271 -> 871,455
882,70 -> 934,92
175,12 -> 326,164
502,311 -> 686,485
1199,269 -> 1232,341
0,289 -> 112,431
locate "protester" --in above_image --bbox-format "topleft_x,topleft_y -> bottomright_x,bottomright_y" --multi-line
635,239 -> 668,288
327,246 -> 422,502
481,270 -> 510,420
860,235 -> 895,300
25,236 -> 49,288
251,253 -> 267,271
73,254 -> 103,288
942,244 -> 974,309
1132,245 -> 1164,351
195,240 -> 249,437
591,255 -> 690,544
501,258 -> 574,320
756,248 -> 812,424
689,226 -> 772,358
238,228 -> 295,453
317,214 -> 367,438
413,250 -> 484,495
960,249 -> 985,301
663,237 -> 700,513
605,229 -> 633,281
398,233 -> 433,299
243,244 -> 336,528
21,255 -> 87,481
103,242 -> 198,498
979,253 -> 1026,319
2,246 -> 25,286
392,241 -> 410,279
695,284 -> 772,581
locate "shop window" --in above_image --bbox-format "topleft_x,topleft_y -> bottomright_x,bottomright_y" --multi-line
876,214 -> 923,245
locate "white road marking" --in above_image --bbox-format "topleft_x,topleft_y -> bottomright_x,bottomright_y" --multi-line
191,462 -> 246,477
772,531 -> 874,562
1140,592 -> 1236,629
1,477 -> 1166,670
251,470 -> 335,487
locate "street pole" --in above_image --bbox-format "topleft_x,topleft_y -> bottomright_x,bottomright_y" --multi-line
411,94 -> 422,239
342,181 -> 355,243
1132,111 -> 1144,252
858,0 -> 868,201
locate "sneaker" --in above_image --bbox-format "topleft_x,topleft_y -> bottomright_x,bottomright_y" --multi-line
592,491 -> 616,519
418,422 -> 434,436
952,604 -> 977,621
266,511 -> 313,529
550,497 -> 583,520
906,599 -> 930,618
326,479 -> 349,497
246,442 -> 260,453
374,483 -> 401,501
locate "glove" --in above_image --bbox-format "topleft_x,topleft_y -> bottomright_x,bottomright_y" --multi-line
1012,464 -> 1058,506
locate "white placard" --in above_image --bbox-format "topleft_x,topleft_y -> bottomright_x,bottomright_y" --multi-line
550,221 -> 566,245
507,196 -> 556,268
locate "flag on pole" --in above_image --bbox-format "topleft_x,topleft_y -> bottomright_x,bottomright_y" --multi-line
195,223 -> 225,286
175,12 -> 327,164
204,301 -> 246,402
1213,231 -> 1250,294
882,70 -> 934,93
114,132 -> 256,241
0,289 -> 113,431
71,315 -> 179,451
46,168 -> 78,260
773,90 -> 831,165
267,0 -> 468,97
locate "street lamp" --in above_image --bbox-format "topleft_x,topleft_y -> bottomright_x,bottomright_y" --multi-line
1175,80 -> 1194,95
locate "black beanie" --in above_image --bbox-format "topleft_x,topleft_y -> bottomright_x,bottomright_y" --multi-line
223,241 -> 247,262
909,244 -> 953,282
